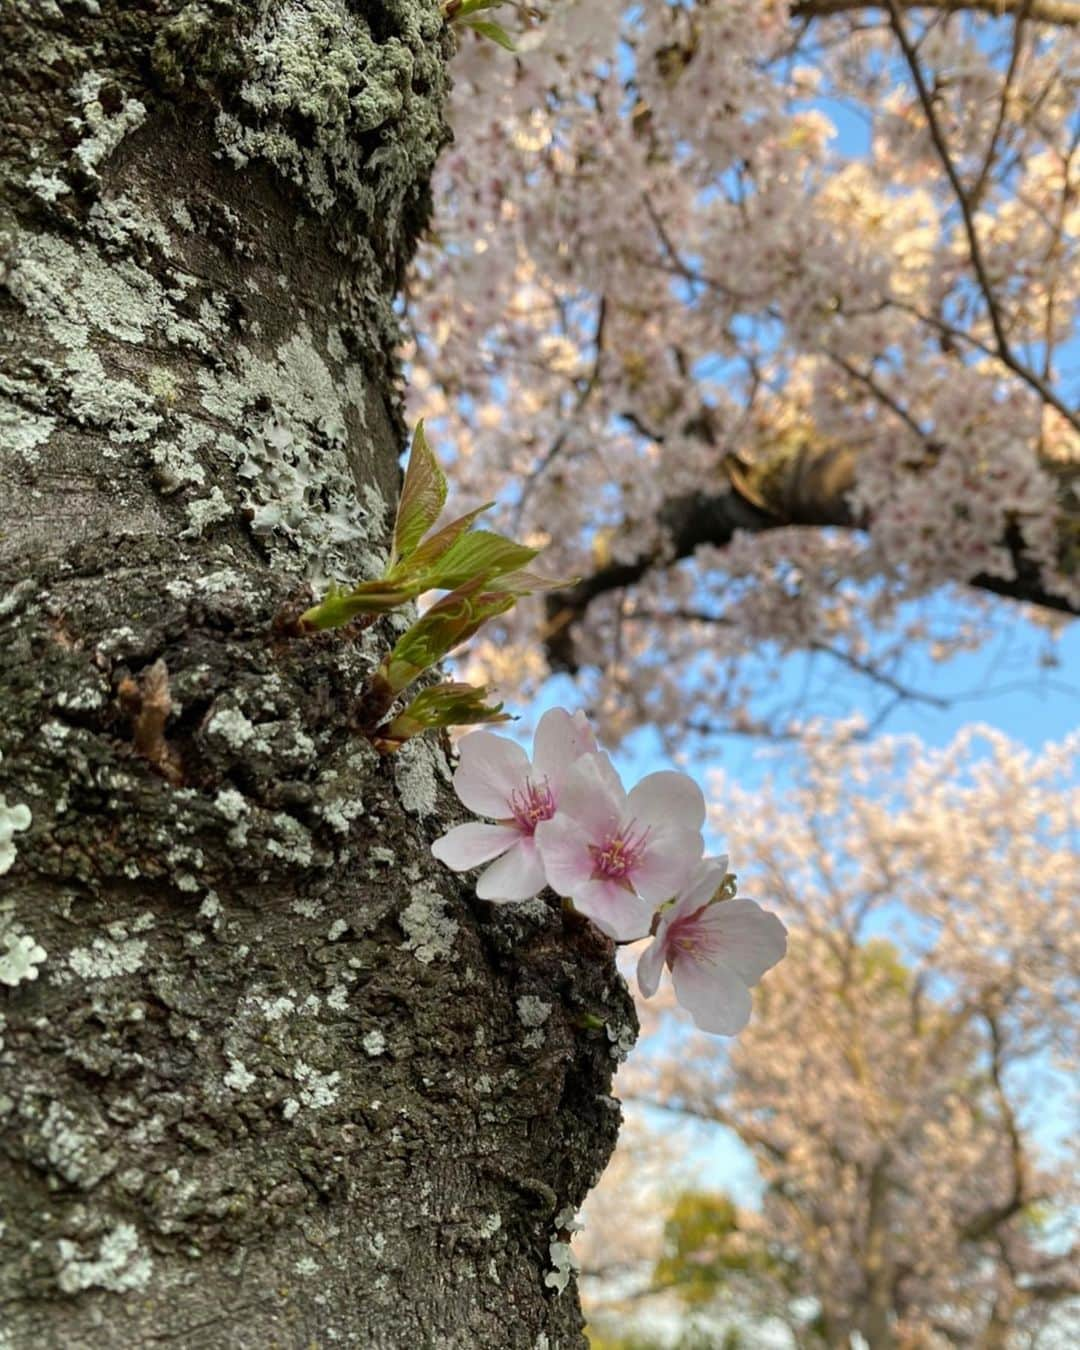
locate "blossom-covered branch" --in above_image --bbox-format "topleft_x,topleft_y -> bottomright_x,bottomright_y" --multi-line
409,0 -> 1080,745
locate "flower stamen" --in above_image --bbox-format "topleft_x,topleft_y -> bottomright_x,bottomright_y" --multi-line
508,777 -> 557,835
588,820 -> 651,885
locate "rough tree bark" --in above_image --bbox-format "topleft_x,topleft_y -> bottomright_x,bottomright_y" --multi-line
0,4 -> 635,1346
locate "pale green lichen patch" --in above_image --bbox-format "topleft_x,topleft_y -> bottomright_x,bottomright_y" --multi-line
67,937 -> 147,980
192,328 -> 384,582
26,167 -> 71,206
0,402 -> 56,465
205,707 -> 264,754
264,812 -> 316,868
214,0 -> 447,232
182,486 -> 232,538
41,1101 -> 118,1189
0,790 -> 31,876
89,195 -> 174,258
393,737 -> 449,818
362,1029 -> 386,1057
0,931 -> 46,987
69,71 -> 148,183
398,884 -> 457,964
2,229 -> 207,459
293,1060 -> 341,1109
516,996 -> 552,1030
544,1239 -> 580,1296
215,787 -> 249,818
56,1222 -> 152,1295
606,1021 -> 635,1063
6,231 -> 197,351
223,1059 -> 256,1092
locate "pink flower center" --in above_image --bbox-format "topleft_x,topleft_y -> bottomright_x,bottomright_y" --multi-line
508,778 -> 557,836
667,908 -> 718,964
589,822 -> 650,885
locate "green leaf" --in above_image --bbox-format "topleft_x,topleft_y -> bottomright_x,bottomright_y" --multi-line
298,524 -> 536,631
427,530 -> 539,592
460,18 -> 516,50
374,681 -> 511,751
487,567 -> 579,595
393,421 -> 448,566
379,577 -> 516,694
452,0 -> 505,17
298,580 -> 413,630
387,502 -> 495,581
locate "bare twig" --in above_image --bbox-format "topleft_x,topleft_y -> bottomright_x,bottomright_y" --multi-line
512,294 -> 608,530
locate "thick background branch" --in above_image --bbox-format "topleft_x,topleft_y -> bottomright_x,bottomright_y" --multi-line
545,471 -> 1079,673
792,0 -> 1080,24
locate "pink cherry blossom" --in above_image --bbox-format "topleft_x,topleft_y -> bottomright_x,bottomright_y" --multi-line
431,707 -> 597,901
637,858 -> 787,1035
534,754 -> 706,942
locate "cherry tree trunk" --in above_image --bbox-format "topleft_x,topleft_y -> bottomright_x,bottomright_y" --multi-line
0,4 -> 634,1346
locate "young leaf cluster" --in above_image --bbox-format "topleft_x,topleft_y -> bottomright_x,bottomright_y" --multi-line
300,424 -> 566,752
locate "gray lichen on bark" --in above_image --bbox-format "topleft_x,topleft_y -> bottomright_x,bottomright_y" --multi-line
0,3 -> 636,1346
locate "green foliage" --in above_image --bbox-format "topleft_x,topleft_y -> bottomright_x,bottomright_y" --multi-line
299,423 -> 546,633
443,0 -> 516,51
859,937 -> 914,995
378,576 -> 516,695
374,682 -> 510,753
296,423 -> 569,751
458,18 -> 516,50
392,420 -> 447,564
652,1192 -> 781,1307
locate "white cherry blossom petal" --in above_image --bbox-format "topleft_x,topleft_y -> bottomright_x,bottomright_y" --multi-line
431,822 -> 520,871
553,753 -> 626,842
672,957 -> 753,1036
453,731 -> 531,817
531,707 -> 598,790
633,827 -> 705,904
696,899 -> 787,986
534,815 -> 594,895
636,933 -> 667,999
476,837 -> 547,901
571,878 -> 653,942
626,770 -> 706,834
664,858 -> 729,923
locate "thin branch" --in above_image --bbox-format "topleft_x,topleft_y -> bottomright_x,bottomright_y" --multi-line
627,607 -> 950,709
968,2 -> 1033,210
886,0 -> 1080,433
624,1093 -> 790,1162
512,294 -> 607,531
824,350 -> 930,441
959,1011 -> 1030,1241
793,0 -> 1080,23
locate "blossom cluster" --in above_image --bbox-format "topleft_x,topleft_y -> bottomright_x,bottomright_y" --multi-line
407,2 -> 1080,747
432,708 -> 786,1034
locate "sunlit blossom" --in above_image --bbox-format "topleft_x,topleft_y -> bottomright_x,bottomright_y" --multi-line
431,707 -> 596,900
637,857 -> 787,1035
535,753 -> 706,941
